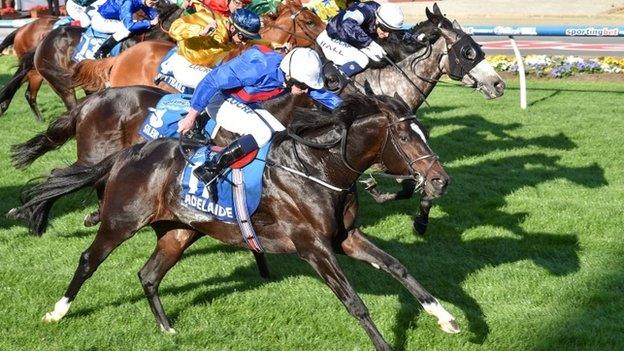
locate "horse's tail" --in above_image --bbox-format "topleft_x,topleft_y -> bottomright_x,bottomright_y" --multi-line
0,27 -> 18,54
11,106 -> 78,169
72,56 -> 117,91
0,50 -> 35,115
6,152 -> 121,235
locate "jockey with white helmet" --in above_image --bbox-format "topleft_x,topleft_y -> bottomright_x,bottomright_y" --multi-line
317,1 -> 404,76
177,46 -> 342,184
91,0 -> 160,58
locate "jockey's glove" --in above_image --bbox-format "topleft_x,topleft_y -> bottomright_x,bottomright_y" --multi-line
361,41 -> 387,62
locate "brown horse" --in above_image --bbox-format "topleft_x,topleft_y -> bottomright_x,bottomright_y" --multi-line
11,95 -> 455,350
72,0 -> 326,92
28,0 -> 182,115
0,17 -> 56,121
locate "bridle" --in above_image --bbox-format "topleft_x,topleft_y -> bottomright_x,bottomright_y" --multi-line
283,111 -> 439,191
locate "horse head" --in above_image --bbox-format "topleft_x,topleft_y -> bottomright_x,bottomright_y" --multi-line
372,94 -> 449,197
261,0 -> 325,48
423,3 -> 505,99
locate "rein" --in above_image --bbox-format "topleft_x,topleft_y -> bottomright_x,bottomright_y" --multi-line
271,113 -> 437,192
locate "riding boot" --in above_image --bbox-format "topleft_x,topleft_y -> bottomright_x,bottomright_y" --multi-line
93,36 -> 119,59
193,134 -> 258,187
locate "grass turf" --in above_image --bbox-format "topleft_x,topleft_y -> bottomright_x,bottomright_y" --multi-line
0,55 -> 623,350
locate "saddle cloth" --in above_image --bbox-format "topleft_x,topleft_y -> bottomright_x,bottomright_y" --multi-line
72,27 -> 121,62
154,47 -> 194,94
180,144 -> 269,222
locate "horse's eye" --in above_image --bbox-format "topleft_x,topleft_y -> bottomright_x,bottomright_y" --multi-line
462,47 -> 476,60
399,133 -> 409,143
306,20 -> 315,26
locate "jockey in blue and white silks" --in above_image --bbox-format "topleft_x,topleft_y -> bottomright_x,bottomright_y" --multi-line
65,0 -> 107,28
317,1 -> 404,77
177,46 -> 342,184
91,0 -> 160,58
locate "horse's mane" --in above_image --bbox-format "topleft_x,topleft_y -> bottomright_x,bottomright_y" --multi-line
273,94 -> 413,145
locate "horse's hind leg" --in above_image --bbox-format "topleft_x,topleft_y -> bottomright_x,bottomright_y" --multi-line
138,225 -> 200,333
25,71 -> 44,122
339,227 -> 459,334
43,221 -> 142,322
296,235 -> 392,351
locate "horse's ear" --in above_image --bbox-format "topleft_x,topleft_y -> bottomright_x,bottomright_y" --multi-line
432,3 -> 442,16
364,80 -> 374,96
452,19 -> 462,31
425,7 -> 437,24
393,92 -> 409,109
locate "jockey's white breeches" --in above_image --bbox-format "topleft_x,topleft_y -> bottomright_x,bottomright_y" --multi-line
212,97 -> 285,148
90,12 -> 131,41
316,30 -> 369,68
66,0 -> 106,28
163,50 -> 212,89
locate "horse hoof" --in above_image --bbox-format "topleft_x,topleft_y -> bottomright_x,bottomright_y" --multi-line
42,312 -> 62,323
6,208 -> 20,220
412,220 -> 427,236
83,212 -> 100,227
439,319 -> 460,334
160,325 -> 176,334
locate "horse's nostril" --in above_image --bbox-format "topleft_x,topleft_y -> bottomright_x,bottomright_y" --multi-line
431,178 -> 448,189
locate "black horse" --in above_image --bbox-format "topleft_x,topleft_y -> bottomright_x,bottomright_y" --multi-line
10,95 -> 453,350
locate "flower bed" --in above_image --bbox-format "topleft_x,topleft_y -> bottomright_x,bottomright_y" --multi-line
486,55 -> 624,78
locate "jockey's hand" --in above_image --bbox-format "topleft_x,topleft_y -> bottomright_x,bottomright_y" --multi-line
202,20 -> 217,36
150,16 -> 159,26
180,0 -> 191,8
178,109 -> 199,134
362,41 -> 386,62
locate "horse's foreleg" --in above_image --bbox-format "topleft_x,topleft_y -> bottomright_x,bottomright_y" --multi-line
139,226 -> 200,333
43,222 -> 140,322
25,71 -> 44,122
296,237 -> 392,351
340,228 -> 460,334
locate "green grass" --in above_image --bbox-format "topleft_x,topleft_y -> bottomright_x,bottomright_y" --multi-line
1,55 -> 623,351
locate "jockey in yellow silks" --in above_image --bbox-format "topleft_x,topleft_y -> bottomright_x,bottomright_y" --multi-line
165,8 -> 265,89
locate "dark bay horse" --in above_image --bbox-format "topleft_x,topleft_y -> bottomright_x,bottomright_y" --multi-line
11,95 -> 455,350
31,0 -> 182,114
71,0 -> 326,92
0,17 -> 56,121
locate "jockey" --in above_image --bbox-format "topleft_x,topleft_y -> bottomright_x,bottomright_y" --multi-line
65,0 -> 107,27
178,0 -> 250,16
90,0 -> 160,58
177,46 -> 342,184
316,1 -> 404,77
167,8 -> 261,89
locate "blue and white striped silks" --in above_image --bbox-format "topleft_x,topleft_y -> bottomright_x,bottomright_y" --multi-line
72,26 -> 122,62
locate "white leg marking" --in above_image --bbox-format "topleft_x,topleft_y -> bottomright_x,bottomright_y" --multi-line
42,297 -> 72,322
423,300 -> 460,334
160,324 -> 177,334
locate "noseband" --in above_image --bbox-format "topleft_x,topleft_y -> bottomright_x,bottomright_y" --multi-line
263,6 -> 319,48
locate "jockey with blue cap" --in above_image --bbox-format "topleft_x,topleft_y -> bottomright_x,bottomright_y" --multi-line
316,1 -> 404,77
91,0 -> 160,58
167,8 -> 263,89
177,46 -> 342,184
